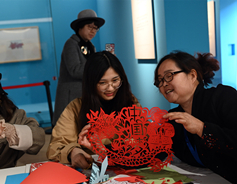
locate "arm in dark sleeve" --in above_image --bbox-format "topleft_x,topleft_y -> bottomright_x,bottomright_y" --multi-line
62,38 -> 86,79
201,85 -> 237,157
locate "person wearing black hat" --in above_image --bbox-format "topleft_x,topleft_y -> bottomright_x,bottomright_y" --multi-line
52,9 -> 105,127
0,73 -> 45,169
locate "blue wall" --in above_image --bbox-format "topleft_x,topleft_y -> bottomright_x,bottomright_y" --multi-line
97,0 -> 210,110
97,0 -> 169,110
0,0 -> 57,106
0,0 -> 211,125
164,0 -> 209,54
164,0 -> 211,108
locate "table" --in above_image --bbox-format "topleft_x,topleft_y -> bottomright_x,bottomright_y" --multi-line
169,156 -> 231,184
0,165 -> 29,184
0,160 -> 231,184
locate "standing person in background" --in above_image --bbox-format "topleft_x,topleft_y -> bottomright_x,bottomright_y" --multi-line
52,9 -> 105,127
154,51 -> 237,183
0,73 -> 45,169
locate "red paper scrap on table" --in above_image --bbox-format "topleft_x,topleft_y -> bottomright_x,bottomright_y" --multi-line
29,162 -> 45,173
87,105 -> 175,172
21,162 -> 88,184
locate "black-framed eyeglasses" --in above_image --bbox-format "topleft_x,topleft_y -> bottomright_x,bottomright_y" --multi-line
87,24 -> 99,32
154,71 -> 184,88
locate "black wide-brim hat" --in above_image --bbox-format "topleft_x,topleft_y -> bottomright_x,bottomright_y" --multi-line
0,73 -> 8,96
70,9 -> 105,32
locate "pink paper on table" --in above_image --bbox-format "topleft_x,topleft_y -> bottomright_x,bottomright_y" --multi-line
21,162 -> 88,184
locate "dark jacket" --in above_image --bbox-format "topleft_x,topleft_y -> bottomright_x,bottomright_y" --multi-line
52,34 -> 95,126
170,84 -> 237,183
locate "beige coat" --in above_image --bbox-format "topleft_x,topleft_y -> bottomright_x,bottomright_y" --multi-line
47,97 -> 141,164
0,109 -> 45,169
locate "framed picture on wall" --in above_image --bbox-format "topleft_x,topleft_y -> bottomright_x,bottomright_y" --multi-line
0,26 -> 42,64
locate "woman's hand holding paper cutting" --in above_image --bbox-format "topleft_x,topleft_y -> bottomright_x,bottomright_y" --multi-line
78,124 -> 93,150
163,112 -> 204,137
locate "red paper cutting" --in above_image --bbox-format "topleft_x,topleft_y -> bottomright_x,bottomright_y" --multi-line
87,105 -> 175,172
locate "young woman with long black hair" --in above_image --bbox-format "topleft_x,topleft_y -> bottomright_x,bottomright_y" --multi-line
47,51 -> 141,169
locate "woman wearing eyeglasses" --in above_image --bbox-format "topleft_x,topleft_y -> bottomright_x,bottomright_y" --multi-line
154,51 -> 237,183
47,51 -> 141,169
52,9 -> 105,127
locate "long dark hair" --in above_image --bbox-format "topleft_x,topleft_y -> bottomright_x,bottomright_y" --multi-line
154,51 -> 220,87
0,95 -> 18,122
78,51 -> 135,129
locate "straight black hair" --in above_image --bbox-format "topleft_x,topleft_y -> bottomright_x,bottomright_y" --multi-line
78,51 -> 135,130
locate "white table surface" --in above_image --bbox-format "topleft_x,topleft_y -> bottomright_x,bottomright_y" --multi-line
0,165 -> 26,184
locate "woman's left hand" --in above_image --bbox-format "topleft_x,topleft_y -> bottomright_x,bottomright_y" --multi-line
78,124 -> 93,150
163,112 -> 204,137
0,120 -> 6,138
